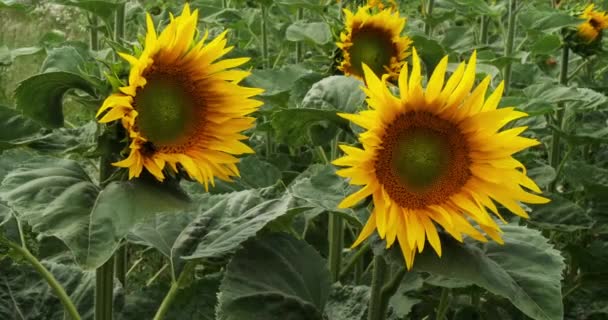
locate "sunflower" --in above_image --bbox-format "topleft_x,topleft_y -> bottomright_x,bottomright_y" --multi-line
96,4 -> 263,189
577,4 -> 608,43
333,49 -> 549,269
337,5 -> 411,80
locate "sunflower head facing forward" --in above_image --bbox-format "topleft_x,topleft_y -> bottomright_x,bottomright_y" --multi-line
333,49 -> 549,269
577,4 -> 608,43
337,5 -> 411,81
97,4 -> 263,189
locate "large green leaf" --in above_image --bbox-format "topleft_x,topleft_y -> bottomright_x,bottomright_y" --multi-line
0,105 -> 42,150
271,108 -> 349,147
0,259 -> 94,320
521,83 -> 607,115
174,190 -> 294,262
217,233 -> 331,320
411,225 -> 565,320
15,72 -> 96,128
301,75 -> 365,113
528,194 -> 593,232
285,21 -> 332,45
519,8 -> 583,33
0,201 -> 11,227
53,0 -> 125,28
0,157 -> 189,269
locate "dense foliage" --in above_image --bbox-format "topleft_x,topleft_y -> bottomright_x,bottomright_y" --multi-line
1,0 -> 607,319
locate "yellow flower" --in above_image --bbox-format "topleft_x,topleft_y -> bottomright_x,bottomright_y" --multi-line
96,4 -> 263,189
578,4 -> 608,42
367,0 -> 398,11
337,5 -> 411,80
333,49 -> 549,269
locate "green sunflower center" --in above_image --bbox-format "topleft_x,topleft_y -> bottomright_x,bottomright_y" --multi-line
391,129 -> 449,190
349,28 -> 395,77
134,75 -> 197,146
375,112 -> 471,209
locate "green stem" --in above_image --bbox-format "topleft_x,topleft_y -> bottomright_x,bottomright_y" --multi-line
5,241 -> 81,320
480,15 -> 489,44
328,213 -> 344,281
261,5 -> 269,69
295,8 -> 304,63
367,255 -> 388,320
379,267 -> 406,314
115,244 -> 127,286
424,0 -> 435,36
436,288 -> 451,320
222,0 -> 228,8
339,242 -> 370,279
503,0 -> 517,95
95,257 -> 114,320
90,15 -> 99,51
152,263 -> 193,320
549,45 -> 569,192
114,3 -> 125,41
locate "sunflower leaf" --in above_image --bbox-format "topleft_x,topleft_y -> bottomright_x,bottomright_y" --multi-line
217,233 -> 331,320
0,157 -> 190,269
408,224 -> 565,320
0,258 -> 95,320
285,21 -> 332,45
15,71 -> 96,128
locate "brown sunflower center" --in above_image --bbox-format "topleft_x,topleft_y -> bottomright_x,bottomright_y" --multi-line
349,27 -> 396,77
133,66 -> 205,150
374,112 -> 471,209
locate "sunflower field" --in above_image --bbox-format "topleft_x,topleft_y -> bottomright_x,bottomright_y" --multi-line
1,0 -> 608,319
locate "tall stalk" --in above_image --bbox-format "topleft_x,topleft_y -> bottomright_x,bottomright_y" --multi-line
424,0 -> 435,36
480,15 -> 489,44
261,4 -> 269,69
90,15 -> 99,51
152,263 -> 193,320
503,0 -> 517,94
114,3 -> 125,41
295,8 -> 304,63
549,45 -> 569,191
328,213 -> 344,281
435,288 -> 451,320
367,256 -> 388,320
4,241 -> 81,320
95,257 -> 114,320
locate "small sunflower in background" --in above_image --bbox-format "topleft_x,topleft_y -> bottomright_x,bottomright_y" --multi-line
333,49 -> 549,269
577,3 -> 608,43
336,4 -> 411,81
97,4 -> 263,189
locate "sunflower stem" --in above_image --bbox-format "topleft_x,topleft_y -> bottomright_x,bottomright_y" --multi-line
339,241 -> 370,280
424,0 -> 435,36
549,45 -> 569,192
114,2 -> 125,42
3,241 -> 82,320
328,213 -> 344,281
367,255 -> 388,320
222,0 -> 228,8
480,15 -> 489,44
261,4 -> 269,69
152,263 -> 193,320
115,243 -> 127,287
96,125 -> 116,320
435,287 -> 451,320
95,257 -> 114,320
90,15 -> 99,51
295,8 -> 304,63
503,0 -> 517,95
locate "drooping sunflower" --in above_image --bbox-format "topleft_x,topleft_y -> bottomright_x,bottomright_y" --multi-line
96,4 -> 263,189
333,49 -> 549,269
337,5 -> 411,80
577,4 -> 608,43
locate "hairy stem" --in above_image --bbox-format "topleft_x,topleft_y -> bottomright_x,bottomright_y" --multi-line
435,288 -> 451,320
339,242 -> 370,280
95,257 -> 114,320
261,4 -> 269,69
367,255 -> 388,320
328,213 -> 344,281
424,0 -> 435,36
114,3 -> 125,41
90,15 -> 99,51
549,45 -> 569,192
295,8 -> 304,63
503,0 -> 517,94
152,263 -> 193,320
5,241 -> 81,320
